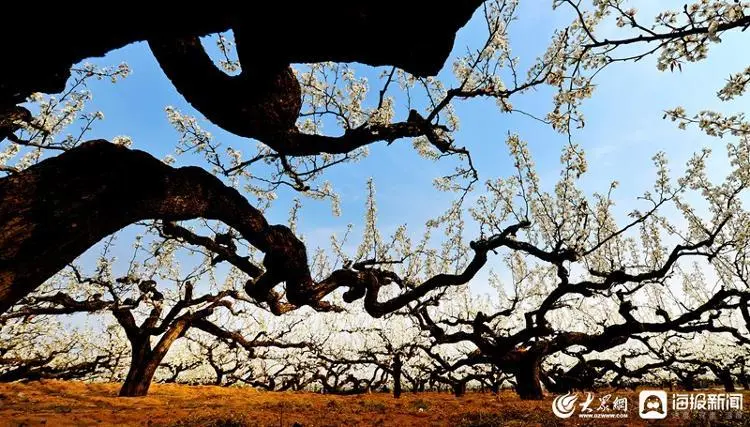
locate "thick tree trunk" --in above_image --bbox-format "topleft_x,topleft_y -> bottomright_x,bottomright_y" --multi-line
214,372 -> 224,386
514,357 -> 544,400
453,382 -> 466,398
539,369 -> 567,394
119,340 -> 162,397
719,372 -> 736,392
120,365 -> 158,397
392,354 -> 402,399
118,320 -> 189,397
680,376 -> 696,391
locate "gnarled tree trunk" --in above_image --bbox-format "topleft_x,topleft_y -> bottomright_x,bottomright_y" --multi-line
718,371 -> 736,392
0,140 -> 273,313
514,356 -> 544,400
677,372 -> 698,391
1,3 -> 483,107
120,338 -> 161,397
739,371 -> 749,390
392,354 -> 402,399
453,381 -> 467,397
117,317 -> 189,397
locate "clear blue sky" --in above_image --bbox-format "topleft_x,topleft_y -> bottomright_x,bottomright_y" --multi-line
65,1 -> 750,297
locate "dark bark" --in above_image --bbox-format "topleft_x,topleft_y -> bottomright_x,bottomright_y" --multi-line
514,356 -> 544,400
0,106 -> 31,143
0,5 -> 486,313
148,37 -> 455,157
410,232 -> 748,398
119,360 -> 162,397
718,370 -> 736,393
120,339 -> 159,397
672,365 -> 707,392
118,317 -> 190,397
738,361 -> 750,390
453,381 -> 467,397
490,381 -> 500,394
0,140 -> 271,313
392,353 -> 403,399
0,3 -> 483,107
0,139 -> 520,316
147,36 -> 301,148
540,368 -> 568,394
0,140 -> 331,315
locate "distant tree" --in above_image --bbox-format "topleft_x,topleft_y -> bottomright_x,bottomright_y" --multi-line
158,357 -> 202,384
541,344 -> 676,393
233,355 -> 318,392
2,231 -> 306,396
404,132 -> 750,398
182,317 -> 306,387
0,317 -> 111,383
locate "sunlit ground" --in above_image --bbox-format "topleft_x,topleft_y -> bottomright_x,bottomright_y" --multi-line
0,381 -> 748,426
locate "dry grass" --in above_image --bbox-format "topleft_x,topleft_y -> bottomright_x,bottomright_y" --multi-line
0,381 -> 746,426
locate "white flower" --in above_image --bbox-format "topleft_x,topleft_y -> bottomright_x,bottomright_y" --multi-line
28,92 -> 44,103
112,136 -> 132,148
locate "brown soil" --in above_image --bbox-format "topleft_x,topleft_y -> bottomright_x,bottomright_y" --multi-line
0,381 -> 746,426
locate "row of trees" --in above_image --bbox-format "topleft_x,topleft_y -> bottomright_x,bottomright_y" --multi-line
2,267 -> 749,398
1,0 -> 750,401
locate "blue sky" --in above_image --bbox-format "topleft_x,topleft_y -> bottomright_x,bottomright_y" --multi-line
63,1 -> 750,297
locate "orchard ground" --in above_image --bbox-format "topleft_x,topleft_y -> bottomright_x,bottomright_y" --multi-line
0,381 -> 748,426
